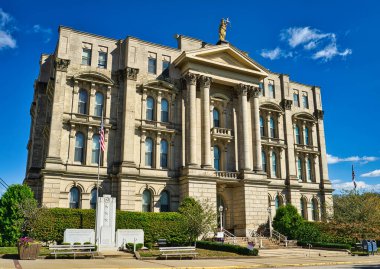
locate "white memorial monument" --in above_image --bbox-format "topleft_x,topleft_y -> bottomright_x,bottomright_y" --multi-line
116,229 -> 144,249
96,195 -> 116,248
63,229 -> 95,244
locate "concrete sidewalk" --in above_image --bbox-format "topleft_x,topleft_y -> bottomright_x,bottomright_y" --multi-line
1,254 -> 379,269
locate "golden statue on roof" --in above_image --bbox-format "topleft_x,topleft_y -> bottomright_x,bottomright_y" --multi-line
218,18 -> 231,42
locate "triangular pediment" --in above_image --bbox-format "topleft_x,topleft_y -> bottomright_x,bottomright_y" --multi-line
174,44 -> 268,79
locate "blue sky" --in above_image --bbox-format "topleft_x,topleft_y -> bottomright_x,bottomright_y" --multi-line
0,0 -> 379,193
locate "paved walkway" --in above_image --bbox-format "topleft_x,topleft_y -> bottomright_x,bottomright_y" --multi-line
1,249 -> 379,269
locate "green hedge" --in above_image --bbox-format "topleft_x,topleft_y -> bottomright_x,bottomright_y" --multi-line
196,241 -> 259,256
297,241 -> 351,250
29,208 -> 188,245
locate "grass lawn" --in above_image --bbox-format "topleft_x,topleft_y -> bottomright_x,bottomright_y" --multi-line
0,247 -> 51,256
138,248 -> 245,258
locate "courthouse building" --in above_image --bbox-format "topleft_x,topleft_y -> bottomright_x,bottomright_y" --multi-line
25,25 -> 333,236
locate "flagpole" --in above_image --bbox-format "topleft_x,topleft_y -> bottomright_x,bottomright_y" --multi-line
95,111 -> 103,248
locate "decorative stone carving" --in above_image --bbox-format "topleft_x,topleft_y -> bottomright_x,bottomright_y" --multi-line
54,58 -> 70,72
251,87 -> 261,98
184,73 -> 198,85
281,99 -> 293,110
236,84 -> 250,96
125,67 -> 139,81
198,75 -> 212,88
315,109 -> 324,120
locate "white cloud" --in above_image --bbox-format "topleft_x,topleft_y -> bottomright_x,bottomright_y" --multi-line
32,24 -> 52,43
260,47 -> 293,60
327,154 -> 378,164
280,27 -> 332,48
261,26 -> 352,62
0,8 -> 16,50
332,180 -> 380,193
361,169 -> 380,178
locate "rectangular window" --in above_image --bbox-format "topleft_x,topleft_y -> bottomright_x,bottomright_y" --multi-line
259,82 -> 265,96
302,92 -> 309,108
161,153 -> 168,168
98,47 -> 108,69
82,43 -> 92,66
92,149 -> 99,164
268,80 -> 275,98
162,55 -> 171,77
148,52 -> 157,74
293,90 -> 300,107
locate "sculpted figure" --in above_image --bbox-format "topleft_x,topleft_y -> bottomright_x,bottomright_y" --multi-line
218,18 -> 230,41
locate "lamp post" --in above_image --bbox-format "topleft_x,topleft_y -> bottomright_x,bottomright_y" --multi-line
267,206 -> 272,238
219,205 -> 224,232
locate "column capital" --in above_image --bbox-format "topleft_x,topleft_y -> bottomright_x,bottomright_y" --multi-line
315,109 -> 324,120
235,83 -> 252,96
198,75 -> 212,88
281,99 -> 293,110
54,57 -> 70,72
184,73 -> 198,85
251,87 -> 261,98
118,67 -> 139,81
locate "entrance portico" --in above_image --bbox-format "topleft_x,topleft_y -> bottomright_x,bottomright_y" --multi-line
174,44 -> 271,236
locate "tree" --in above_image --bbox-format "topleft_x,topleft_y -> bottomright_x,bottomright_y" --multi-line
272,204 -> 304,239
178,197 -> 217,243
0,184 -> 35,246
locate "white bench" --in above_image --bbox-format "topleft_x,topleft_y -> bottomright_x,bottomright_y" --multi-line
159,246 -> 198,260
49,244 -> 96,259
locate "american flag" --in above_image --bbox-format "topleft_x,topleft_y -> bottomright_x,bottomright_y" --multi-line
99,119 -> 105,152
352,164 -> 357,190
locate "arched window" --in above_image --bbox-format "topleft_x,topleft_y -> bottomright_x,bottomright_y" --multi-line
74,132 -> 85,163
146,97 -> 155,121
260,116 -> 265,137
271,152 -> 277,178
297,157 -> 303,181
92,134 -> 100,164
94,92 -> 104,117
213,109 -> 220,128
214,145 -> 221,171
161,98 -> 169,122
269,117 -> 275,138
300,198 -> 307,220
160,190 -> 170,212
262,151 -> 267,174
142,189 -> 152,212
78,89 -> 88,114
145,138 -> 153,167
69,187 -> 80,209
304,126 -> 309,145
275,195 -> 283,210
306,158 -> 312,182
90,188 -> 97,209
295,125 -> 300,144
160,139 -> 168,168
312,199 -> 319,221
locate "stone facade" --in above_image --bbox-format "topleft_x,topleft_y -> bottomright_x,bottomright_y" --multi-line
25,26 -> 333,236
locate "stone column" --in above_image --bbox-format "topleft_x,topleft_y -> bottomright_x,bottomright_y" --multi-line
170,135 -> 175,170
268,147 -> 273,178
232,103 -> 239,171
199,75 -> 212,168
86,126 -> 94,165
302,121 -> 306,145
307,201 -> 312,221
155,133 -> 161,169
45,58 -> 70,168
278,113 -> 284,140
252,87 -> 262,171
89,83 -> 96,116
140,131 -> 146,167
280,148 -> 286,179
283,100 -> 297,180
69,124 -> 76,164
157,91 -> 162,122
236,84 -> 252,171
72,80 -> 79,114
311,122 -> 318,147
105,86 -> 111,121
266,112 -> 272,139
314,154 -> 321,183
184,73 -> 198,166
120,67 -> 139,169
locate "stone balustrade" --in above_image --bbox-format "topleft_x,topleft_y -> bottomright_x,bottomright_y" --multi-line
215,171 -> 239,180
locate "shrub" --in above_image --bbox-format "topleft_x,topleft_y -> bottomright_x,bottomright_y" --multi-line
145,242 -> 153,249
196,241 -> 258,256
295,222 -> 323,242
126,243 -> 143,251
297,241 -> 351,250
273,204 -> 304,239
29,208 -> 188,245
83,242 -> 92,245
73,242 -> 81,245
0,184 -> 35,246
